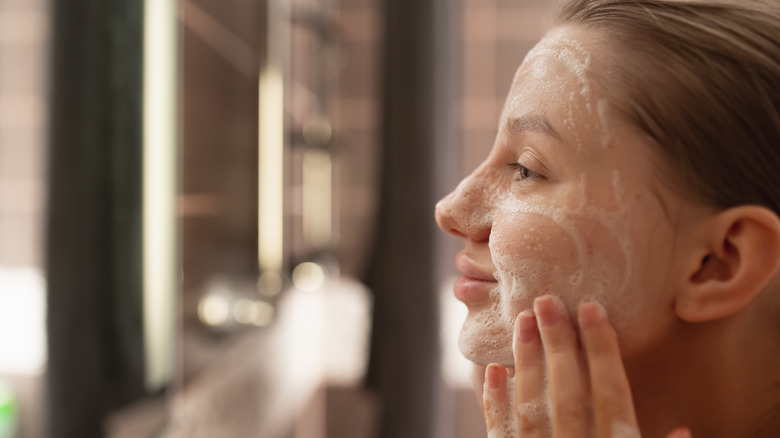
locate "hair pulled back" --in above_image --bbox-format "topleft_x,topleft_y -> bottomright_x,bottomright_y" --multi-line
558,0 -> 780,214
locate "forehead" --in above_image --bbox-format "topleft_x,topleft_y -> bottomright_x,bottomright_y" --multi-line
521,28 -> 593,84
499,27 -> 664,182
501,26 -> 616,151
504,27 -> 598,118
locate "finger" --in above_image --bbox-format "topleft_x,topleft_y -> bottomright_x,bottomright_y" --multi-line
578,302 -> 638,438
513,310 -> 548,437
535,295 -> 590,437
665,427 -> 692,438
483,363 -> 516,438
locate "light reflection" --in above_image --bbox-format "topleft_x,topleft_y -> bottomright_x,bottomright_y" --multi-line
142,0 -> 177,391
258,66 -> 285,275
0,268 -> 46,375
292,262 -> 327,292
233,299 -> 274,327
198,292 -> 231,328
257,271 -> 283,298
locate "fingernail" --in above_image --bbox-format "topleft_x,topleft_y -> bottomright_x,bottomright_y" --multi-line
534,295 -> 563,327
486,364 -> 504,389
516,310 -> 537,344
578,301 -> 606,329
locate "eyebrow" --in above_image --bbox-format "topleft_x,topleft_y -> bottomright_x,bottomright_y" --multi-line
506,115 -> 561,140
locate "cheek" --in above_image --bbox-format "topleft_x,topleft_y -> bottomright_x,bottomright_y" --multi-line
489,210 -> 637,323
489,212 -> 580,317
491,213 -> 580,284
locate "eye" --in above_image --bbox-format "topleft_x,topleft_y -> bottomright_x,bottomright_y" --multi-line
507,162 -> 542,182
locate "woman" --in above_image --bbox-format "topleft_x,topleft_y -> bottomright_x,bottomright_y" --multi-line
435,0 -> 780,436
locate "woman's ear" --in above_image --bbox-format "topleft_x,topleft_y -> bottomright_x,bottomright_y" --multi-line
675,206 -> 780,322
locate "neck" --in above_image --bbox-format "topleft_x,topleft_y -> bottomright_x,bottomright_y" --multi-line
625,313 -> 780,438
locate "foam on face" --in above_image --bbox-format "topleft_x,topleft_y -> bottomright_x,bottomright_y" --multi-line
507,31 -> 618,155
455,26 -> 646,368
457,185 -> 640,366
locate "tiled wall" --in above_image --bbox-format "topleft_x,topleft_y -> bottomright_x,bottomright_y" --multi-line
0,2 -> 50,437
0,0 -> 49,269
460,0 -> 554,176
334,0 -> 380,279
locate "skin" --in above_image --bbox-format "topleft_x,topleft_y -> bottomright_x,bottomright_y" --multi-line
436,26 -> 692,368
435,25 -> 780,437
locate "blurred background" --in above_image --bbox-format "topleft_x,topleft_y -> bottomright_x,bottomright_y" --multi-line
0,0 -> 553,436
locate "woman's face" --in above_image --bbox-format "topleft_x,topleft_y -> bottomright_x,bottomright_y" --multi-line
435,26 -> 693,367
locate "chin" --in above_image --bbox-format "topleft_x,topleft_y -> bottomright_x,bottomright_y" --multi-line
458,316 -> 515,366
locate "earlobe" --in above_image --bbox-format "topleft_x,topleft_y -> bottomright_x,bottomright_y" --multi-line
675,206 -> 780,322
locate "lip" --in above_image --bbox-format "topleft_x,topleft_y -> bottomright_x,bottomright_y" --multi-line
453,253 -> 496,303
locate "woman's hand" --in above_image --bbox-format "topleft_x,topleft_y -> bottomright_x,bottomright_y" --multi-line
481,295 -> 691,438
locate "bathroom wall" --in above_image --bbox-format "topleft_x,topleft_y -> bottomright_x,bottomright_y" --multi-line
0,0 -> 50,437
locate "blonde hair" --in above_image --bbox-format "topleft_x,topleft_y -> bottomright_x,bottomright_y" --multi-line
558,0 -> 780,213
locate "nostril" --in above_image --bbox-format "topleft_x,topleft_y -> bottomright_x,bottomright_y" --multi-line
434,200 -> 465,238
435,196 -> 491,241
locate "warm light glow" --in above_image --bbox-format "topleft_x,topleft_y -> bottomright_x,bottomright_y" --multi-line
257,271 -> 283,297
302,149 -> 332,250
258,67 -> 285,274
143,0 -> 177,391
198,293 -> 231,327
292,262 -> 327,292
0,269 -> 46,375
233,298 -> 274,327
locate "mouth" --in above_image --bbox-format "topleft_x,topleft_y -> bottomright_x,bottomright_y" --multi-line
453,253 -> 497,303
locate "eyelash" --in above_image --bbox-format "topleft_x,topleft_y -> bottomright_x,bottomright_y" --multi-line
507,162 -> 542,182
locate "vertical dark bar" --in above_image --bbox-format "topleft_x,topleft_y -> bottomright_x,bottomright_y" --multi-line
431,0 -> 463,435
46,1 -> 145,436
367,0 -> 459,435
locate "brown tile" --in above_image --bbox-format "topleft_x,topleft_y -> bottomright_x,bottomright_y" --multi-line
337,98 -> 378,130
339,185 -> 377,218
338,215 -> 375,277
0,129 -> 44,180
462,0 -> 497,7
339,0 -> 379,8
495,39 -> 537,96
497,7 -> 554,41
497,0 -> 553,9
0,43 -> 47,96
1,0 -> 50,10
0,181 -> 45,214
461,97 -> 500,131
0,212 -> 42,267
462,129 -> 496,176
463,7 -> 497,42
337,8 -> 379,43
339,41 -> 379,99
463,41 -> 496,98
0,96 -> 45,130
0,11 -> 49,44
334,128 -> 378,185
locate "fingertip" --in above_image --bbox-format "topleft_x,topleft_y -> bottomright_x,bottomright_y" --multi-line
486,363 -> 506,390
513,310 -> 538,349
578,301 -> 607,329
534,294 -> 565,327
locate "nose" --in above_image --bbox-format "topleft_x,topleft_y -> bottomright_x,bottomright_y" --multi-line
434,172 -> 492,242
